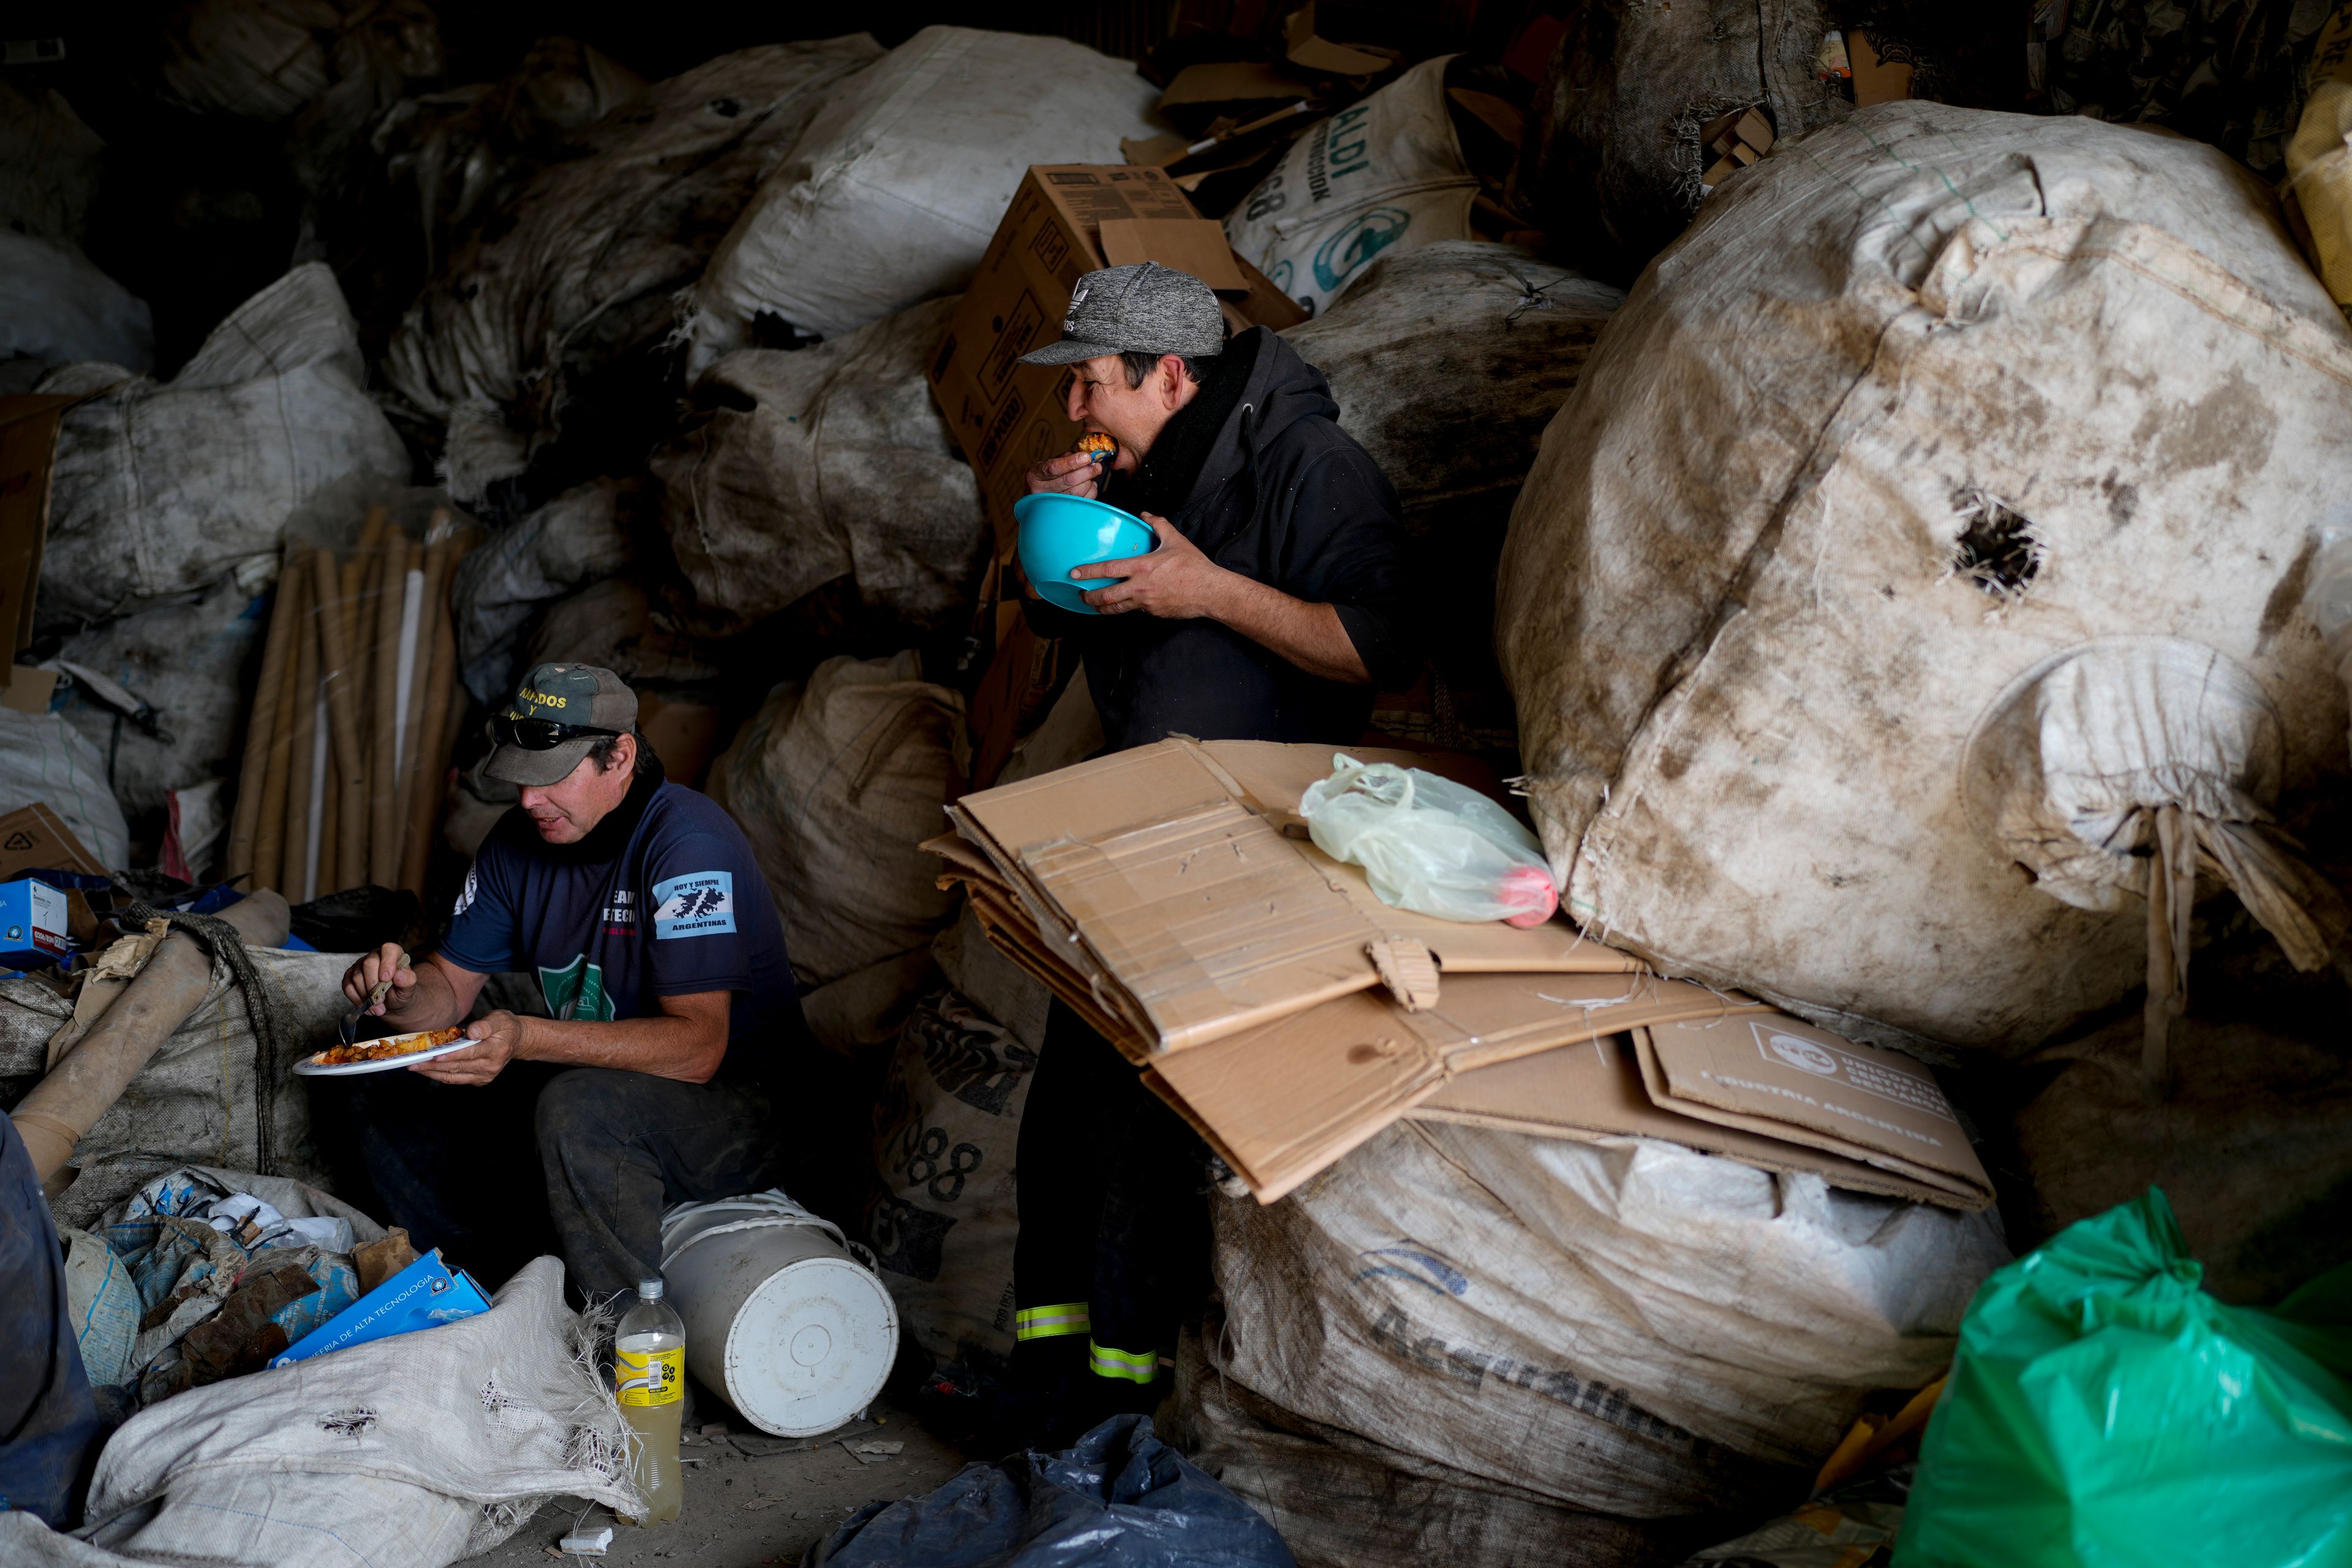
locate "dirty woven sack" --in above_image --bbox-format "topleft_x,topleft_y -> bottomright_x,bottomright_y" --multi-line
449,477 -> 640,706
684,26 -> 1161,364
707,652 -> 968,1042
0,706 -> 130,867
655,296 -> 989,638
0,232 -> 153,379
807,1412 -> 1294,1568
0,946 -> 353,1227
383,37 -> 883,483
864,981 -> 1038,1373
1210,1122 -> 2008,1517
1497,102 -> 2352,1054
1513,0 -> 1843,279
35,263 -> 408,619
1226,57 -> 1479,319
0,1257 -> 638,1567
1896,1188 -> 2352,1567
55,576 -> 263,821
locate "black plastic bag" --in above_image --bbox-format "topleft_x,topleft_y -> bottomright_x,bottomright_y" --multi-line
807,1414 -> 1294,1568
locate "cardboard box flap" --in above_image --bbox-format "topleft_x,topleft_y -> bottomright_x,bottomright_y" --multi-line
1636,1016 -> 1993,1207
1099,217 -> 1248,292
1412,1033 -> 1972,1208
1159,60 -> 1315,113
1147,971 -> 1764,1202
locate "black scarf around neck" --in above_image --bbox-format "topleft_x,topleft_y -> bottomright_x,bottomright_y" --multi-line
1114,331 -> 1259,522
535,748 -> 667,865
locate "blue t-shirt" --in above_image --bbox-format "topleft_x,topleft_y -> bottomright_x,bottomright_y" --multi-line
439,782 -> 807,1080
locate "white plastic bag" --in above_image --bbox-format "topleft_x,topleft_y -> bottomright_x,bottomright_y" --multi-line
1298,753 -> 1557,926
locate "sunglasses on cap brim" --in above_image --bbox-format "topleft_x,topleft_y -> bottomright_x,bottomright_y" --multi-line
492,712 -> 624,751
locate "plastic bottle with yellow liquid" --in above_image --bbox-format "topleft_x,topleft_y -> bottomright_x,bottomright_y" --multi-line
615,1276 -> 685,1525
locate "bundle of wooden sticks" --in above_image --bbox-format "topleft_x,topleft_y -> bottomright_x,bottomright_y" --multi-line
221,505 -> 478,902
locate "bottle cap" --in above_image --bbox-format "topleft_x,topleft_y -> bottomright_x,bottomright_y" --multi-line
638,1277 -> 663,1300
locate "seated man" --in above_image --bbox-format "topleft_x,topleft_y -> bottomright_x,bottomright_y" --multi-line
322,663 -> 822,1302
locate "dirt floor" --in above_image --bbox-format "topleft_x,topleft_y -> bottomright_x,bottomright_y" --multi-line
475,1392 -> 970,1567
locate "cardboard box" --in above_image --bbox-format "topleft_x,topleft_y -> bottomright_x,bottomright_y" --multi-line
268,1248 -> 493,1367
936,739 -> 1641,1056
0,876 -> 69,969
1413,1015 -> 1993,1210
0,803 -> 105,881
0,394 -> 84,661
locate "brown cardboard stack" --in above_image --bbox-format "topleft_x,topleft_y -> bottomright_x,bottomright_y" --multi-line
930,739 -> 1997,1209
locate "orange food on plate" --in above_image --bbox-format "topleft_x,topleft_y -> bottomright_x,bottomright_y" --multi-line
1074,431 -> 1118,464
309,1025 -> 469,1068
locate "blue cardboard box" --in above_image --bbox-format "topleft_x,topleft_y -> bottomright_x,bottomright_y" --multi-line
268,1248 -> 493,1368
0,877 -> 69,969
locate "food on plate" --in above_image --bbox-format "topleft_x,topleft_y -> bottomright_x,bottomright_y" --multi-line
307,1025 -> 470,1068
1074,431 -> 1118,466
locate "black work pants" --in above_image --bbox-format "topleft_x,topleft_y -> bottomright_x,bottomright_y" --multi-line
314,1061 -> 781,1304
1011,1000 -> 1210,1398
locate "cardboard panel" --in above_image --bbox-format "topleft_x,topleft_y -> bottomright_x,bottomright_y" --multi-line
0,395 -> 84,658
1148,971 -> 1763,1200
1412,1033 -> 1968,1208
0,803 -> 104,879
1099,218 -> 1248,292
1635,1016 -> 1992,1207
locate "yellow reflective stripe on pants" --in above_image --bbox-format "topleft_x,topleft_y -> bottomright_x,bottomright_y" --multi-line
1088,1340 -> 1159,1384
1015,1303 -> 1090,1341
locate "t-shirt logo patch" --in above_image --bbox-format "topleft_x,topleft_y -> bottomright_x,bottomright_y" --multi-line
653,871 -> 736,939
452,865 -> 478,920
538,956 -> 615,1022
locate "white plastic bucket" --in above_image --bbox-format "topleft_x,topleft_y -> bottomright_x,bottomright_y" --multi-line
658,1191 -> 898,1437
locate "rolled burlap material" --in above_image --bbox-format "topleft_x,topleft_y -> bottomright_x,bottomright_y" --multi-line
10,890 -> 293,1183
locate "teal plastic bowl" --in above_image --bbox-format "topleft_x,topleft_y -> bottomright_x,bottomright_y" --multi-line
1014,492 -> 1157,616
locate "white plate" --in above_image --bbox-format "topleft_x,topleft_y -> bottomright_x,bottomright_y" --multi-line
292,1034 -> 480,1077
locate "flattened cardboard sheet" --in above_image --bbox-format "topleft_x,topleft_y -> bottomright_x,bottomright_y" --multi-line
1635,1014 -> 1992,1208
1099,218 -> 1249,291
0,803 -> 104,880
944,739 -> 1638,1054
1147,971 -> 1765,1202
1413,1032 -> 1978,1208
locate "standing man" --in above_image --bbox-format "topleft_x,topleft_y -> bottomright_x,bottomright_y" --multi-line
986,262 -> 1413,1444
322,664 -> 825,1303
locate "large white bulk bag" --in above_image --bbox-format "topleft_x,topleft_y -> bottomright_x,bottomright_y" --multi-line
1498,103 -> 2352,1054
654,295 -> 987,638
36,263 -> 408,619
682,26 -> 1161,368
383,38 -> 883,467
1225,57 -> 1479,320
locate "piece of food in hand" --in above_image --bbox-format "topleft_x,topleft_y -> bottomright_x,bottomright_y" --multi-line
308,1025 -> 469,1068
1074,431 -> 1118,466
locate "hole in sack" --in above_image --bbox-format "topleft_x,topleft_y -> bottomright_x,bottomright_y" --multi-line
318,1408 -> 377,1436
1952,489 -> 2041,595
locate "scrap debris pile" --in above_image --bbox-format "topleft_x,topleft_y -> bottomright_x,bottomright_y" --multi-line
6,2 -> 2352,1566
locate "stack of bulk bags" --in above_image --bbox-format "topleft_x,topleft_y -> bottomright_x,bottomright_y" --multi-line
1498,103 -> 2352,1055
383,37 -> 883,488
1177,1121 -> 2006,1566
1226,56 -> 1480,320
681,26 -> 1161,369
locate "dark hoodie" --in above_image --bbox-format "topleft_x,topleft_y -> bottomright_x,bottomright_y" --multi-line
1029,327 -> 1414,751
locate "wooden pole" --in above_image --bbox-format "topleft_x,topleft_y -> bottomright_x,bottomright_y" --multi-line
340,541 -> 386,891
279,556 -> 322,903
369,532 -> 412,888
249,558 -> 309,897
225,551 -> 301,880
312,547 -> 369,897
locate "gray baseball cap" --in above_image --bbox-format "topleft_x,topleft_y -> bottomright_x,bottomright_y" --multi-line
1016,262 -> 1227,368
484,663 -> 638,787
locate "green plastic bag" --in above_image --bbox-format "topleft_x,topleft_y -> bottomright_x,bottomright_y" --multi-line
1895,1188 -> 2352,1568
